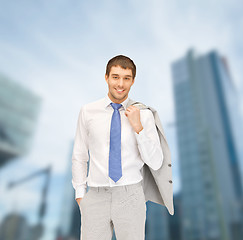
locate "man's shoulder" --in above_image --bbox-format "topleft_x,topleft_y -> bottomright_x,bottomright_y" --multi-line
128,99 -> 154,119
129,99 -> 155,113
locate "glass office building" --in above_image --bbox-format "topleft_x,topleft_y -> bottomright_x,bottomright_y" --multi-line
0,74 -> 41,168
171,49 -> 243,240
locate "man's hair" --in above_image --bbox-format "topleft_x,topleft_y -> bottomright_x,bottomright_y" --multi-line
105,55 -> 136,79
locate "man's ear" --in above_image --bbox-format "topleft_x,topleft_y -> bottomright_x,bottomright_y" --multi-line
131,78 -> 135,85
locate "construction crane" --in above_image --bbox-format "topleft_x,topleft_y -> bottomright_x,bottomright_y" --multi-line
7,165 -> 52,240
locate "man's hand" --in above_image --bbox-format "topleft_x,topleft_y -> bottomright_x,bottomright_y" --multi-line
125,105 -> 143,134
76,198 -> 82,206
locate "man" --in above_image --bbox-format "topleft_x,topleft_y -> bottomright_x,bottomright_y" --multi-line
72,55 -> 164,240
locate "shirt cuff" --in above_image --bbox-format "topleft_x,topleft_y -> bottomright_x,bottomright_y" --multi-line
75,186 -> 87,200
134,128 -> 146,144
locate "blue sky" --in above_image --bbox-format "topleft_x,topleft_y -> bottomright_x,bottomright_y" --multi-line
0,0 -> 243,239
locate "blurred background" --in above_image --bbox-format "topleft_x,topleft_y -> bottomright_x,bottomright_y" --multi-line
0,0 -> 243,240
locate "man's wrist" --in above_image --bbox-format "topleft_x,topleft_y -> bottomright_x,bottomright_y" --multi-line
134,125 -> 143,134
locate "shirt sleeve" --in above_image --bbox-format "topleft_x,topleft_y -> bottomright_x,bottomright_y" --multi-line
71,105 -> 89,200
134,109 -> 163,170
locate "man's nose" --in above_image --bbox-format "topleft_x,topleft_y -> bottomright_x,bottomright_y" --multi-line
118,79 -> 124,87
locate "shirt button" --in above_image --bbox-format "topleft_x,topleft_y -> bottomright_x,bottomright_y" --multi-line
168,164 -> 172,167
169,180 -> 173,183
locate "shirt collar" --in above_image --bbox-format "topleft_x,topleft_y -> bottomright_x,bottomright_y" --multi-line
103,93 -> 130,110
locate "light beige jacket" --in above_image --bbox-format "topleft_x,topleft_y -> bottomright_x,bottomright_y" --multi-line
127,98 -> 174,215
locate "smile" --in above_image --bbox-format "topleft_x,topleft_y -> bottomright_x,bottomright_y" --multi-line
115,88 -> 125,93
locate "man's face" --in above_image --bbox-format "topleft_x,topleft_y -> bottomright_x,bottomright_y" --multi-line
105,65 -> 134,104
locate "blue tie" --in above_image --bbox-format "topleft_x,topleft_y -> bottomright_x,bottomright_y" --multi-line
109,102 -> 123,182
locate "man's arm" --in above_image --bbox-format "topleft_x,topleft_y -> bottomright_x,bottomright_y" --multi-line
71,105 -> 89,204
134,109 -> 163,170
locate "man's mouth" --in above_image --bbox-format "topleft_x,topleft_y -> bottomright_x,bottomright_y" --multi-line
115,88 -> 125,93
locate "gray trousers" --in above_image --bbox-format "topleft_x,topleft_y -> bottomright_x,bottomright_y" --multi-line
79,180 -> 147,240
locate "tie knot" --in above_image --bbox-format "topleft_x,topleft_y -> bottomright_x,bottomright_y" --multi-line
110,103 -> 122,110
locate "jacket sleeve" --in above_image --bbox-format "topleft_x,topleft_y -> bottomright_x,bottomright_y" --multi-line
134,109 -> 163,170
71,105 -> 89,200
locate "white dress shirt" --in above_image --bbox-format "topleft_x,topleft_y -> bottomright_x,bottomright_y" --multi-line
72,94 -> 163,199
